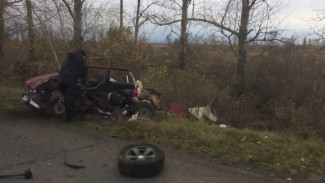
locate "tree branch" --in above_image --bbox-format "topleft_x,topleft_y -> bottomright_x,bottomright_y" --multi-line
189,18 -> 239,36
6,0 -> 23,6
62,0 -> 75,20
221,30 -> 239,57
151,17 -> 238,36
31,2 -> 61,69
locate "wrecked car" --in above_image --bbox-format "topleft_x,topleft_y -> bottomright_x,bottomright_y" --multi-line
22,66 -> 161,120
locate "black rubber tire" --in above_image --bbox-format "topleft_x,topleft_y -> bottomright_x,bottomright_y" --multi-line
44,97 -> 65,116
135,102 -> 155,120
51,100 -> 65,116
118,143 -> 165,178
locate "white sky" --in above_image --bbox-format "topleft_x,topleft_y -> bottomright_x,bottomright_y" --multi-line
279,0 -> 325,33
123,0 -> 325,42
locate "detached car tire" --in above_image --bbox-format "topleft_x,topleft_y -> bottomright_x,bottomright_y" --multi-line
135,102 -> 155,120
118,143 -> 165,178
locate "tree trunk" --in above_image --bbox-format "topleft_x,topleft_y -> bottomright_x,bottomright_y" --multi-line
32,2 -> 61,70
236,0 -> 249,96
120,0 -> 123,31
179,0 -> 190,70
73,0 -> 83,49
134,0 -> 141,45
26,0 -> 36,62
52,0 -> 68,44
0,0 -> 5,59
47,32 -> 61,70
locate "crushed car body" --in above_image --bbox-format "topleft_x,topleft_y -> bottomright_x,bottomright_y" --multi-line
22,66 -> 161,120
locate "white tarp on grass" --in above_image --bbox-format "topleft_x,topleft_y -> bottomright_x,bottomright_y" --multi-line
188,106 -> 217,122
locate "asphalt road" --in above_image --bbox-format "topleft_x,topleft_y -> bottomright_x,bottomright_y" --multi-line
0,109 -> 313,183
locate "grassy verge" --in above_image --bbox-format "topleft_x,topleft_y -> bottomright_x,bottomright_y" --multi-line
1,87 -> 324,181
0,87 -> 29,111
85,117 -> 325,181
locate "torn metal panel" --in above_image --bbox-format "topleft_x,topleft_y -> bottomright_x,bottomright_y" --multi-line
170,103 -> 187,117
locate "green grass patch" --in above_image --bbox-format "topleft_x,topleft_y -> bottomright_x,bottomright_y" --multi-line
0,87 -> 29,111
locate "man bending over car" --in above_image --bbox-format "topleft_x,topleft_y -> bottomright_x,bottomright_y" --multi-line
59,50 -> 88,122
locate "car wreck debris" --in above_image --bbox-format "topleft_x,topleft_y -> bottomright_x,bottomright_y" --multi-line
64,159 -> 85,170
169,103 -> 187,117
0,169 -> 33,179
22,66 -> 161,120
188,106 -> 217,122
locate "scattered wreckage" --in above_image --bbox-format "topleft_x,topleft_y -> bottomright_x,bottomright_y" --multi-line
0,143 -> 166,180
170,103 -> 218,123
22,66 -> 161,120
0,169 -> 33,179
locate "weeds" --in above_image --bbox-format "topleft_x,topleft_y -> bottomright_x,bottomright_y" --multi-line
0,87 -> 27,111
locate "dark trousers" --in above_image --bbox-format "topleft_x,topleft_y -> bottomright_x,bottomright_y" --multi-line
60,83 -> 77,121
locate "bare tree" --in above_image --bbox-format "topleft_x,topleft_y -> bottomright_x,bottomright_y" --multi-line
179,0 -> 191,69
62,0 -> 85,49
205,0 -> 280,95
82,1 -> 109,40
127,0 -> 159,44
26,0 -> 36,62
236,0 -> 250,95
134,0 -> 141,43
120,0 -> 123,30
0,0 -> 5,59
150,0 -> 194,69
311,9 -> 325,43
0,0 -> 23,60
35,0 -> 109,46
33,0 -> 70,44
32,2 -> 61,69
153,0 -> 281,95
51,0 -> 69,43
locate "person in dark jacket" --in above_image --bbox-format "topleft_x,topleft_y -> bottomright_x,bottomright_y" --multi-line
59,50 -> 88,122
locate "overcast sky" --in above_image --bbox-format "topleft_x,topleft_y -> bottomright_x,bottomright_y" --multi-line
279,0 -> 324,32
124,0 -> 325,42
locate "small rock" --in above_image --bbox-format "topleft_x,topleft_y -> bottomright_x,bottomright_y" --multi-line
286,177 -> 292,181
300,158 -> 305,161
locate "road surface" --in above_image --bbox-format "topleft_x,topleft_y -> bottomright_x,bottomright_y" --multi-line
0,109 -> 313,183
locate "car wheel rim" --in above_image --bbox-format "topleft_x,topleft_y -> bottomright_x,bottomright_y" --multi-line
138,108 -> 150,119
54,103 -> 65,115
125,146 -> 156,161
